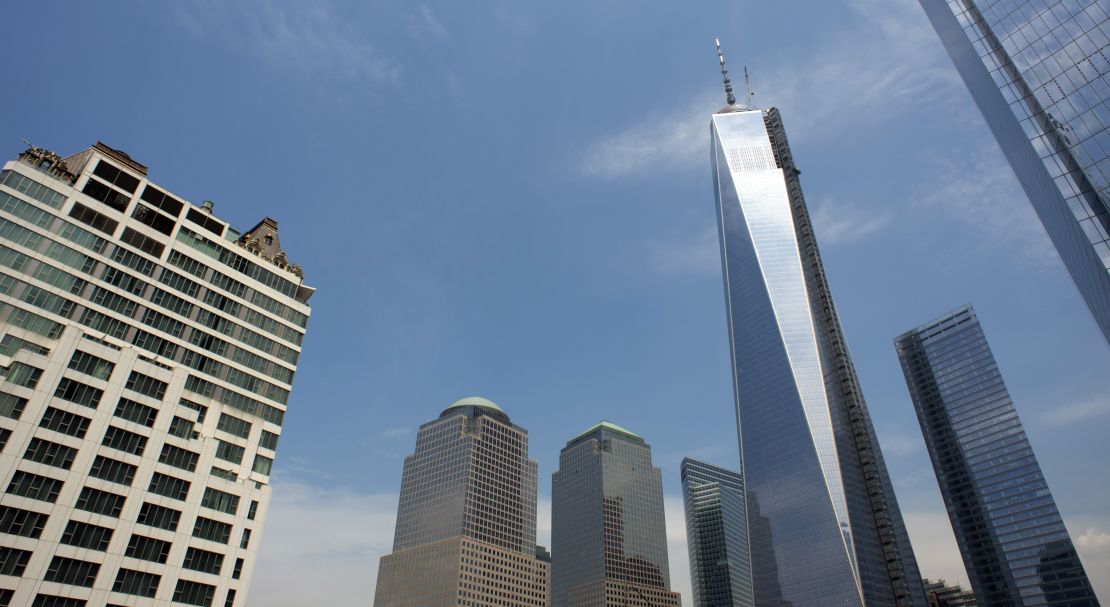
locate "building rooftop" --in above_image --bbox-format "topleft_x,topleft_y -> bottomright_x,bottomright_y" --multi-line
444,396 -> 504,414
438,396 -> 513,425
13,141 -> 311,300
567,420 -> 643,447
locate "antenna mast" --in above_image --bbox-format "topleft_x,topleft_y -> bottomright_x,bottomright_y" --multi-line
715,38 -> 737,106
743,66 -> 753,107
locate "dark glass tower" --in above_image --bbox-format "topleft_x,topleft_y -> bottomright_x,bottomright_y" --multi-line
680,458 -> 753,607
550,421 -> 680,607
709,46 -> 926,607
895,305 -> 1099,607
918,0 -> 1110,344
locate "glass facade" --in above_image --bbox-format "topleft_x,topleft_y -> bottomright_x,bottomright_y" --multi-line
711,105 -> 926,606
895,305 -> 1099,607
550,422 -> 680,607
374,398 -> 547,607
680,458 -> 753,607
919,0 -> 1110,344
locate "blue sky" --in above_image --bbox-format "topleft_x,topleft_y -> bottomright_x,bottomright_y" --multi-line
3,1 -> 1108,604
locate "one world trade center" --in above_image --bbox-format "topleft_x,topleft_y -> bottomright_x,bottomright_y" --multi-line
709,42 -> 927,607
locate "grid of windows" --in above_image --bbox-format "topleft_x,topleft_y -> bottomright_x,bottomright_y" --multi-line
0,151 -> 311,606
375,404 -> 550,607
924,0 -> 1110,342
896,305 -> 1099,604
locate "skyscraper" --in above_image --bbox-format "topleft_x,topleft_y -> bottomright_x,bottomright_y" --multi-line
895,305 -> 1099,606
0,142 -> 312,606
709,43 -> 927,606
680,458 -> 753,607
550,421 -> 680,607
918,0 -> 1110,344
374,397 -> 547,607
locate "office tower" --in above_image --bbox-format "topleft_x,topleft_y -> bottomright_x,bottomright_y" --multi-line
680,458 -> 753,607
0,142 -> 312,606
922,579 -> 977,607
895,305 -> 1099,606
373,397 -> 547,607
709,43 -> 927,606
550,421 -> 680,607
918,0 -> 1110,344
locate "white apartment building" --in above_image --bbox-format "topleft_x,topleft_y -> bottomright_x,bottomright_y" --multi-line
0,142 -> 313,607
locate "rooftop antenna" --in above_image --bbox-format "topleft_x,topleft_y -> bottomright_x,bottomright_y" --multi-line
743,66 -> 754,107
715,38 -> 737,106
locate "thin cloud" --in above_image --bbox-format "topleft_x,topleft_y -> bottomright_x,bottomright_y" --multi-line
761,0 -> 963,138
250,478 -> 397,606
579,93 -> 716,179
876,428 -> 925,458
1075,526 -> 1110,599
1041,393 -> 1110,427
912,143 -> 1059,267
811,198 -> 893,247
419,5 -> 451,42
665,494 -> 693,606
650,225 -> 720,276
252,484 -> 695,606
902,510 -> 969,588
647,197 -> 890,279
379,426 -> 412,439
172,0 -> 402,88
578,0 -> 961,178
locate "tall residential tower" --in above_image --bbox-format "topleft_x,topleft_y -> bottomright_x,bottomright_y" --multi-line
709,44 -> 927,606
373,397 -> 547,607
680,458 -> 753,607
550,422 -> 680,607
895,305 -> 1098,606
918,0 -> 1110,344
0,142 -> 312,606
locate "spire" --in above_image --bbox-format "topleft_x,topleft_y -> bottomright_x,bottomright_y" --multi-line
744,65 -> 754,107
716,38 -> 737,106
